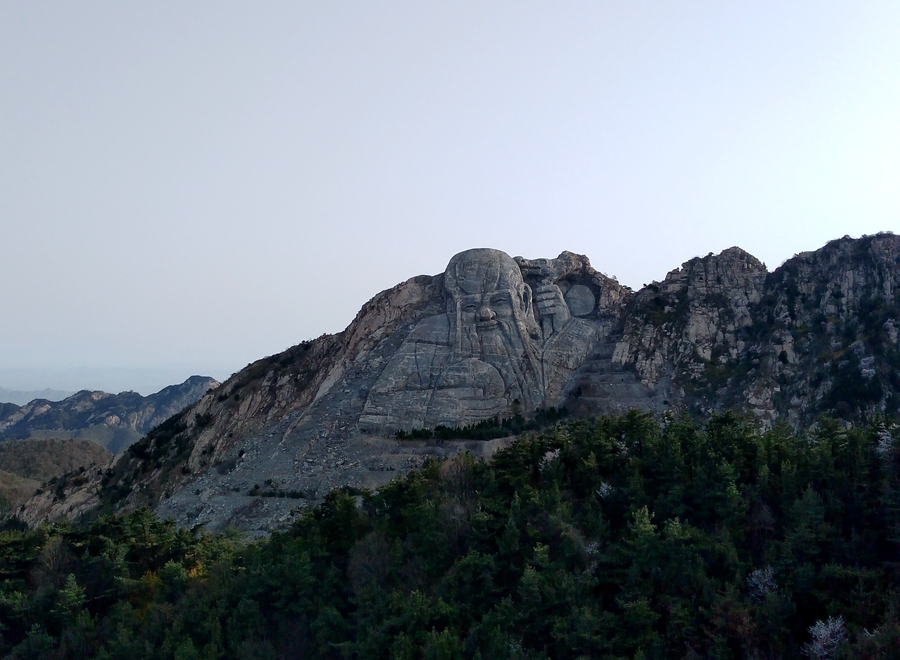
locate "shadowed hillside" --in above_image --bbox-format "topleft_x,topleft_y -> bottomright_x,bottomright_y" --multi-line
0,438 -> 111,513
2,412 -> 900,657
0,437 -> 111,482
0,471 -> 39,512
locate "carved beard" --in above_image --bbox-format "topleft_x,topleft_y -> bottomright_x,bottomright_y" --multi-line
457,316 -> 543,410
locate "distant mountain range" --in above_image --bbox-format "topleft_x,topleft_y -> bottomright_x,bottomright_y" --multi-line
0,387 -> 75,406
0,377 -> 214,512
0,366 -> 232,400
0,376 -> 219,453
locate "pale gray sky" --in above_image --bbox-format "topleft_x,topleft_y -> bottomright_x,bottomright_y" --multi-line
2,2 -> 899,393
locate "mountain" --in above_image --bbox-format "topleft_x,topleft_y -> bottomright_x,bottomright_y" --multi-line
0,376 -> 219,454
18,233 -> 900,533
0,387 -> 75,405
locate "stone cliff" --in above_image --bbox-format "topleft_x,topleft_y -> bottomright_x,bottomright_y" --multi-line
19,233 -> 900,533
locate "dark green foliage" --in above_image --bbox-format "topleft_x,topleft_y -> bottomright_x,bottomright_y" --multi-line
824,353 -> 885,419
194,413 -> 214,429
3,412 -> 900,658
228,337 -> 331,399
395,407 -> 567,441
127,414 -> 189,463
248,483 -> 310,499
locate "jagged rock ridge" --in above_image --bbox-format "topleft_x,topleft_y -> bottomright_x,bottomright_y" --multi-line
0,376 -> 220,453
19,233 -> 900,533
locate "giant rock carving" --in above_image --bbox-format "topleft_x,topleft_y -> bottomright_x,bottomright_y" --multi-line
359,248 -> 601,431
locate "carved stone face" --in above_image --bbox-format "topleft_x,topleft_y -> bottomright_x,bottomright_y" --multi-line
444,248 -> 538,346
458,290 -> 516,332
443,249 -> 543,408
360,247 -> 599,432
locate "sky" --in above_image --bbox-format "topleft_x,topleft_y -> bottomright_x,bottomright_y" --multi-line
2,2 -> 899,394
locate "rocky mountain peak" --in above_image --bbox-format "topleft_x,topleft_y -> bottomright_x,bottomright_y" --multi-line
660,246 -> 767,295
19,234 -> 900,534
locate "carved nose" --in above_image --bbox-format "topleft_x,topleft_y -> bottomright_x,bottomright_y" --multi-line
478,306 -> 495,321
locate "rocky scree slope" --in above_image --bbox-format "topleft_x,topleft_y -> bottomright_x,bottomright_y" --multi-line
19,234 -> 900,533
0,376 -> 219,453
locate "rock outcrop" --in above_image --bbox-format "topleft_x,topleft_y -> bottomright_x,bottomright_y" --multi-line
18,233 -> 900,533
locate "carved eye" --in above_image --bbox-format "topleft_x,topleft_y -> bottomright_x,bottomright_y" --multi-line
491,297 -> 508,306
463,304 -> 478,312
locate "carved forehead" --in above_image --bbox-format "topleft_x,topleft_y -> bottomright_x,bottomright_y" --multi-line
445,248 -> 524,296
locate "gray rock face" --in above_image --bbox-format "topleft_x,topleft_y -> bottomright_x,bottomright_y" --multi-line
618,246 -> 769,391
20,234 -> 900,534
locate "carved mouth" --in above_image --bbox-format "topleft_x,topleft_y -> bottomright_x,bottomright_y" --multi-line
476,320 -> 499,331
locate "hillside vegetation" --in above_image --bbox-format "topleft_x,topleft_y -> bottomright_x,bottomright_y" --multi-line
0,471 -> 39,513
0,438 -> 111,515
1,412 -> 898,658
0,438 -> 111,483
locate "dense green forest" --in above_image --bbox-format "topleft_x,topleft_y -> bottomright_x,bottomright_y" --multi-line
2,412 -> 900,659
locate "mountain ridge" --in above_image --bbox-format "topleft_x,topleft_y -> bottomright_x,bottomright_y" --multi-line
0,375 -> 219,453
18,233 -> 900,533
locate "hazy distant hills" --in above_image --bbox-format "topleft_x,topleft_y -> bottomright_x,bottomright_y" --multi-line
0,375 -> 219,453
0,386 -> 75,406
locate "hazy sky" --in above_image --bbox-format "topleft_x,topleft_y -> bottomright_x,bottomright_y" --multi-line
2,2 -> 899,394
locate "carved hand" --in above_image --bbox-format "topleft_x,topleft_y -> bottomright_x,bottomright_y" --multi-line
534,284 -> 571,339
